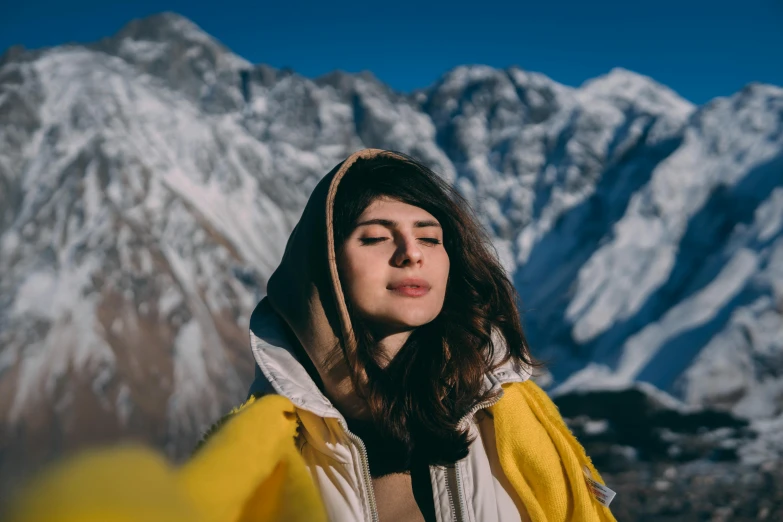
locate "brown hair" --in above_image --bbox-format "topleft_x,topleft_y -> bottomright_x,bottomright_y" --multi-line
332,152 -> 539,472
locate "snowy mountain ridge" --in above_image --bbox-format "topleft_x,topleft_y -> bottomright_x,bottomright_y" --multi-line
1,12 -> 781,488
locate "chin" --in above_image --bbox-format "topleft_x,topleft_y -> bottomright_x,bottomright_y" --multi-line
384,310 -> 439,329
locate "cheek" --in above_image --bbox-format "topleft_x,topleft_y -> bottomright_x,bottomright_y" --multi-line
434,255 -> 450,307
340,249 -> 386,297
436,252 -> 450,287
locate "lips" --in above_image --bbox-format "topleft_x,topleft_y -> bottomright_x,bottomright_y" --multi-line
388,278 -> 431,297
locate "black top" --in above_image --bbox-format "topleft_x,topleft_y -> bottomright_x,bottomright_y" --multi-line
344,417 -> 437,522
289,337 -> 437,521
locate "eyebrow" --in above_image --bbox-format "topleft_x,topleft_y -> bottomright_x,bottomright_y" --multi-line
355,218 -> 441,229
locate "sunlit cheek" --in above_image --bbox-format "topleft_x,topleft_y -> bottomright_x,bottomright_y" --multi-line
355,252 -> 387,278
348,264 -> 384,303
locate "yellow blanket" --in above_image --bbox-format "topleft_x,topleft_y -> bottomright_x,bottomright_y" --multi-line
5,382 -> 615,522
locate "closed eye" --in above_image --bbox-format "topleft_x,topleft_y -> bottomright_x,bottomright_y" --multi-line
359,237 -> 388,245
359,237 -> 442,245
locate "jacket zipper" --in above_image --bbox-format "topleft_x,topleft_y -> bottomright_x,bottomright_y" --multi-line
333,392 -> 506,522
338,419 -> 380,522
446,393 -> 505,522
445,465 -> 461,522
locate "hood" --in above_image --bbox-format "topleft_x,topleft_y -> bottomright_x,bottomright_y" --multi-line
265,149 -> 407,373
248,148 -> 531,416
260,149 -> 409,415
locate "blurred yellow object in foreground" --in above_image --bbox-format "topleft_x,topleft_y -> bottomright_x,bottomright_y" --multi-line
5,381 -> 616,522
4,394 -> 327,522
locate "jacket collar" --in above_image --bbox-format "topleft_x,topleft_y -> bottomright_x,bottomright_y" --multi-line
248,298 -> 532,420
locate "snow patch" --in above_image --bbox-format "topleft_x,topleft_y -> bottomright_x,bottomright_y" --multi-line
118,38 -> 168,62
616,248 -> 759,382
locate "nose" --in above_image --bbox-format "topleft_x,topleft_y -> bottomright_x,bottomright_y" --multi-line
392,235 -> 423,267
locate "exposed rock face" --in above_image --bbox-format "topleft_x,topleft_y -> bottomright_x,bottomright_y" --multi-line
555,386 -> 782,521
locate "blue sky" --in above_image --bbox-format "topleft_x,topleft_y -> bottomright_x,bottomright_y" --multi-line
1,0 -> 781,105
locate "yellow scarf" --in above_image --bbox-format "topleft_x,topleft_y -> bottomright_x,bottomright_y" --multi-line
5,382 -> 615,522
489,382 -> 616,522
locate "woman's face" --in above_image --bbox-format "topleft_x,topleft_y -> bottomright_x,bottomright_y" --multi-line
337,197 -> 450,333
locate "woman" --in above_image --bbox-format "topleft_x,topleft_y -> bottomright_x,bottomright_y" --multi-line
4,149 -> 615,522
243,148 -> 616,522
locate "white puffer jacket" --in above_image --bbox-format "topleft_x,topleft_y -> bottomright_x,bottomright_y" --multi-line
247,304 -> 532,522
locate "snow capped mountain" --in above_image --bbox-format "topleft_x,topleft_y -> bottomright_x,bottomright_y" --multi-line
1,11 -> 781,496
92,11 -> 252,113
552,84 -> 783,396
